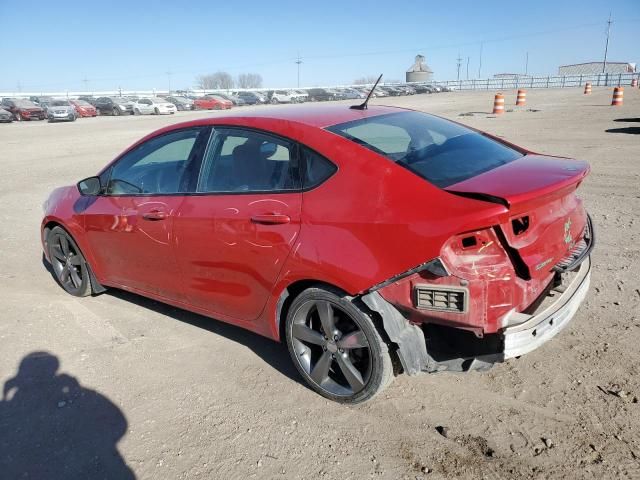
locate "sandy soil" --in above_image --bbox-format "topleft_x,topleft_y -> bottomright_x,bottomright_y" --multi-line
0,87 -> 638,479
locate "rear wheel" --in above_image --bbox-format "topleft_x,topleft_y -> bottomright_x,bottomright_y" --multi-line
112,107 -> 120,116
285,287 -> 393,403
154,107 -> 160,115
213,104 -> 221,110
47,227 -> 92,297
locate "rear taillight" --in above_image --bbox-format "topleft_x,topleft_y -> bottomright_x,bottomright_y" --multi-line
440,228 -> 512,278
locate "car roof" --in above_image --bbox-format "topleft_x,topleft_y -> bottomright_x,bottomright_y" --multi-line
192,104 -> 406,128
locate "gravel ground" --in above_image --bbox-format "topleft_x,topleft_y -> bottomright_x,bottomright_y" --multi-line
0,87 -> 638,479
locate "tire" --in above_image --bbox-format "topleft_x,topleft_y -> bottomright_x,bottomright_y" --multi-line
14,113 -> 22,122
154,108 -> 160,115
112,107 -> 120,116
285,286 -> 393,404
134,108 -> 140,115
213,104 -> 221,110
271,98 -> 279,104
47,226 -> 92,297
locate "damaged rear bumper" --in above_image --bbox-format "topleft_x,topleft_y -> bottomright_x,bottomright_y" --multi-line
362,255 -> 592,375
502,256 -> 590,359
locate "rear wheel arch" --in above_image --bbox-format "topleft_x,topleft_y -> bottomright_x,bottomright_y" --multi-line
275,280 -> 400,368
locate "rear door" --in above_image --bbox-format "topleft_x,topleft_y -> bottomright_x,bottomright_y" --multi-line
174,127 -> 302,321
82,127 -> 210,300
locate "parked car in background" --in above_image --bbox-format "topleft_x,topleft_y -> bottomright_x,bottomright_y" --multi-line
30,96 -> 55,105
337,88 -> 365,99
193,95 -> 232,110
94,97 -> 134,116
42,104 -> 593,404
133,97 -> 177,115
235,91 -> 266,105
411,84 -> 433,94
291,90 -> 309,102
1,98 -> 46,121
69,99 -> 98,117
268,90 -> 297,104
46,100 -> 77,122
77,96 -> 98,106
165,96 -> 194,111
306,88 -> 340,101
0,107 -> 13,123
214,93 -> 245,106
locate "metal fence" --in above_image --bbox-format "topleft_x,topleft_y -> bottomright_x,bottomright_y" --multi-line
432,72 -> 639,91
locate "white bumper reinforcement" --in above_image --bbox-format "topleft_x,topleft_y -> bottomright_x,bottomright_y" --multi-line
502,256 -> 591,359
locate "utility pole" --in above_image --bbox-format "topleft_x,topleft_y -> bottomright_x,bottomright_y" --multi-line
456,53 -> 462,81
295,53 -> 303,88
166,69 -> 173,93
478,42 -> 483,78
602,12 -> 612,73
466,56 -> 470,80
16,81 -> 22,93
82,76 -> 89,93
525,52 -> 529,76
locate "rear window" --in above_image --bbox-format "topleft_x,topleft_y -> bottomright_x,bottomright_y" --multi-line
326,111 -> 523,188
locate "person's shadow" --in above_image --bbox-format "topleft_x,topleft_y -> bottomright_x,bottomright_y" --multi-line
0,351 -> 135,479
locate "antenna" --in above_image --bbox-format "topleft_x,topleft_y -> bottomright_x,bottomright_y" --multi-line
350,74 -> 382,110
602,12 -> 612,73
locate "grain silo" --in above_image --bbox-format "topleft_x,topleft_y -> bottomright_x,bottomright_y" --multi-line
406,55 -> 433,83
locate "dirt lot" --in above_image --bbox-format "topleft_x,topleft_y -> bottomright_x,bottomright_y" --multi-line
1,87 -> 639,479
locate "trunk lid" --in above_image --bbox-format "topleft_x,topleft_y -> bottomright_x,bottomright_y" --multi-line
446,154 -> 590,279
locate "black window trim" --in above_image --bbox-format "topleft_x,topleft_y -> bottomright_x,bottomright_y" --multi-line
94,125 -> 338,198
189,125 -> 338,197
100,125 -> 211,197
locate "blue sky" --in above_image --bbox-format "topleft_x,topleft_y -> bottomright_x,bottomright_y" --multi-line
0,0 -> 638,92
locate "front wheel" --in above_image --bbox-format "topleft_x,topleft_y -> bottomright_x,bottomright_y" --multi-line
47,226 -> 92,297
285,287 -> 393,404
112,107 -> 120,116
154,107 -> 160,115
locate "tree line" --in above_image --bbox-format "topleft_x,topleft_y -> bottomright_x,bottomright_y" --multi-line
196,72 -> 263,90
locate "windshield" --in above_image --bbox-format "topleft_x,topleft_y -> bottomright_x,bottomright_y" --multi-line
73,100 -> 91,106
111,97 -> 128,104
51,100 -> 70,106
327,111 -> 523,188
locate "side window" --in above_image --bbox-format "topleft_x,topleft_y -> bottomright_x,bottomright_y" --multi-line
301,147 -> 337,189
198,129 -> 300,193
343,122 -> 411,156
107,128 -> 203,195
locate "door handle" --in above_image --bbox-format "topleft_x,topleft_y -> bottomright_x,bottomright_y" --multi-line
250,214 -> 291,225
142,210 -> 168,221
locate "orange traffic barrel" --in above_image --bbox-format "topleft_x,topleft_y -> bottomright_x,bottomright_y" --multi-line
611,87 -> 624,106
492,93 -> 505,114
584,82 -> 592,94
516,89 -> 527,106
631,78 -> 638,88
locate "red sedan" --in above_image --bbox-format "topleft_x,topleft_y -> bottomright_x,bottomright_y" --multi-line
41,105 -> 593,403
69,99 -> 98,117
193,95 -> 232,110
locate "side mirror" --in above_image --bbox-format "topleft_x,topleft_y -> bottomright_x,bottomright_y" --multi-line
77,176 -> 102,196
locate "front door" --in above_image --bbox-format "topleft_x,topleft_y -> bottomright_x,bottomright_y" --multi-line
82,127 -> 209,301
174,127 -> 302,321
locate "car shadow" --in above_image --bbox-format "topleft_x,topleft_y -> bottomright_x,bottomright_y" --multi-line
0,351 -> 135,479
106,289 -> 300,384
605,127 -> 640,135
41,254 -> 301,386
